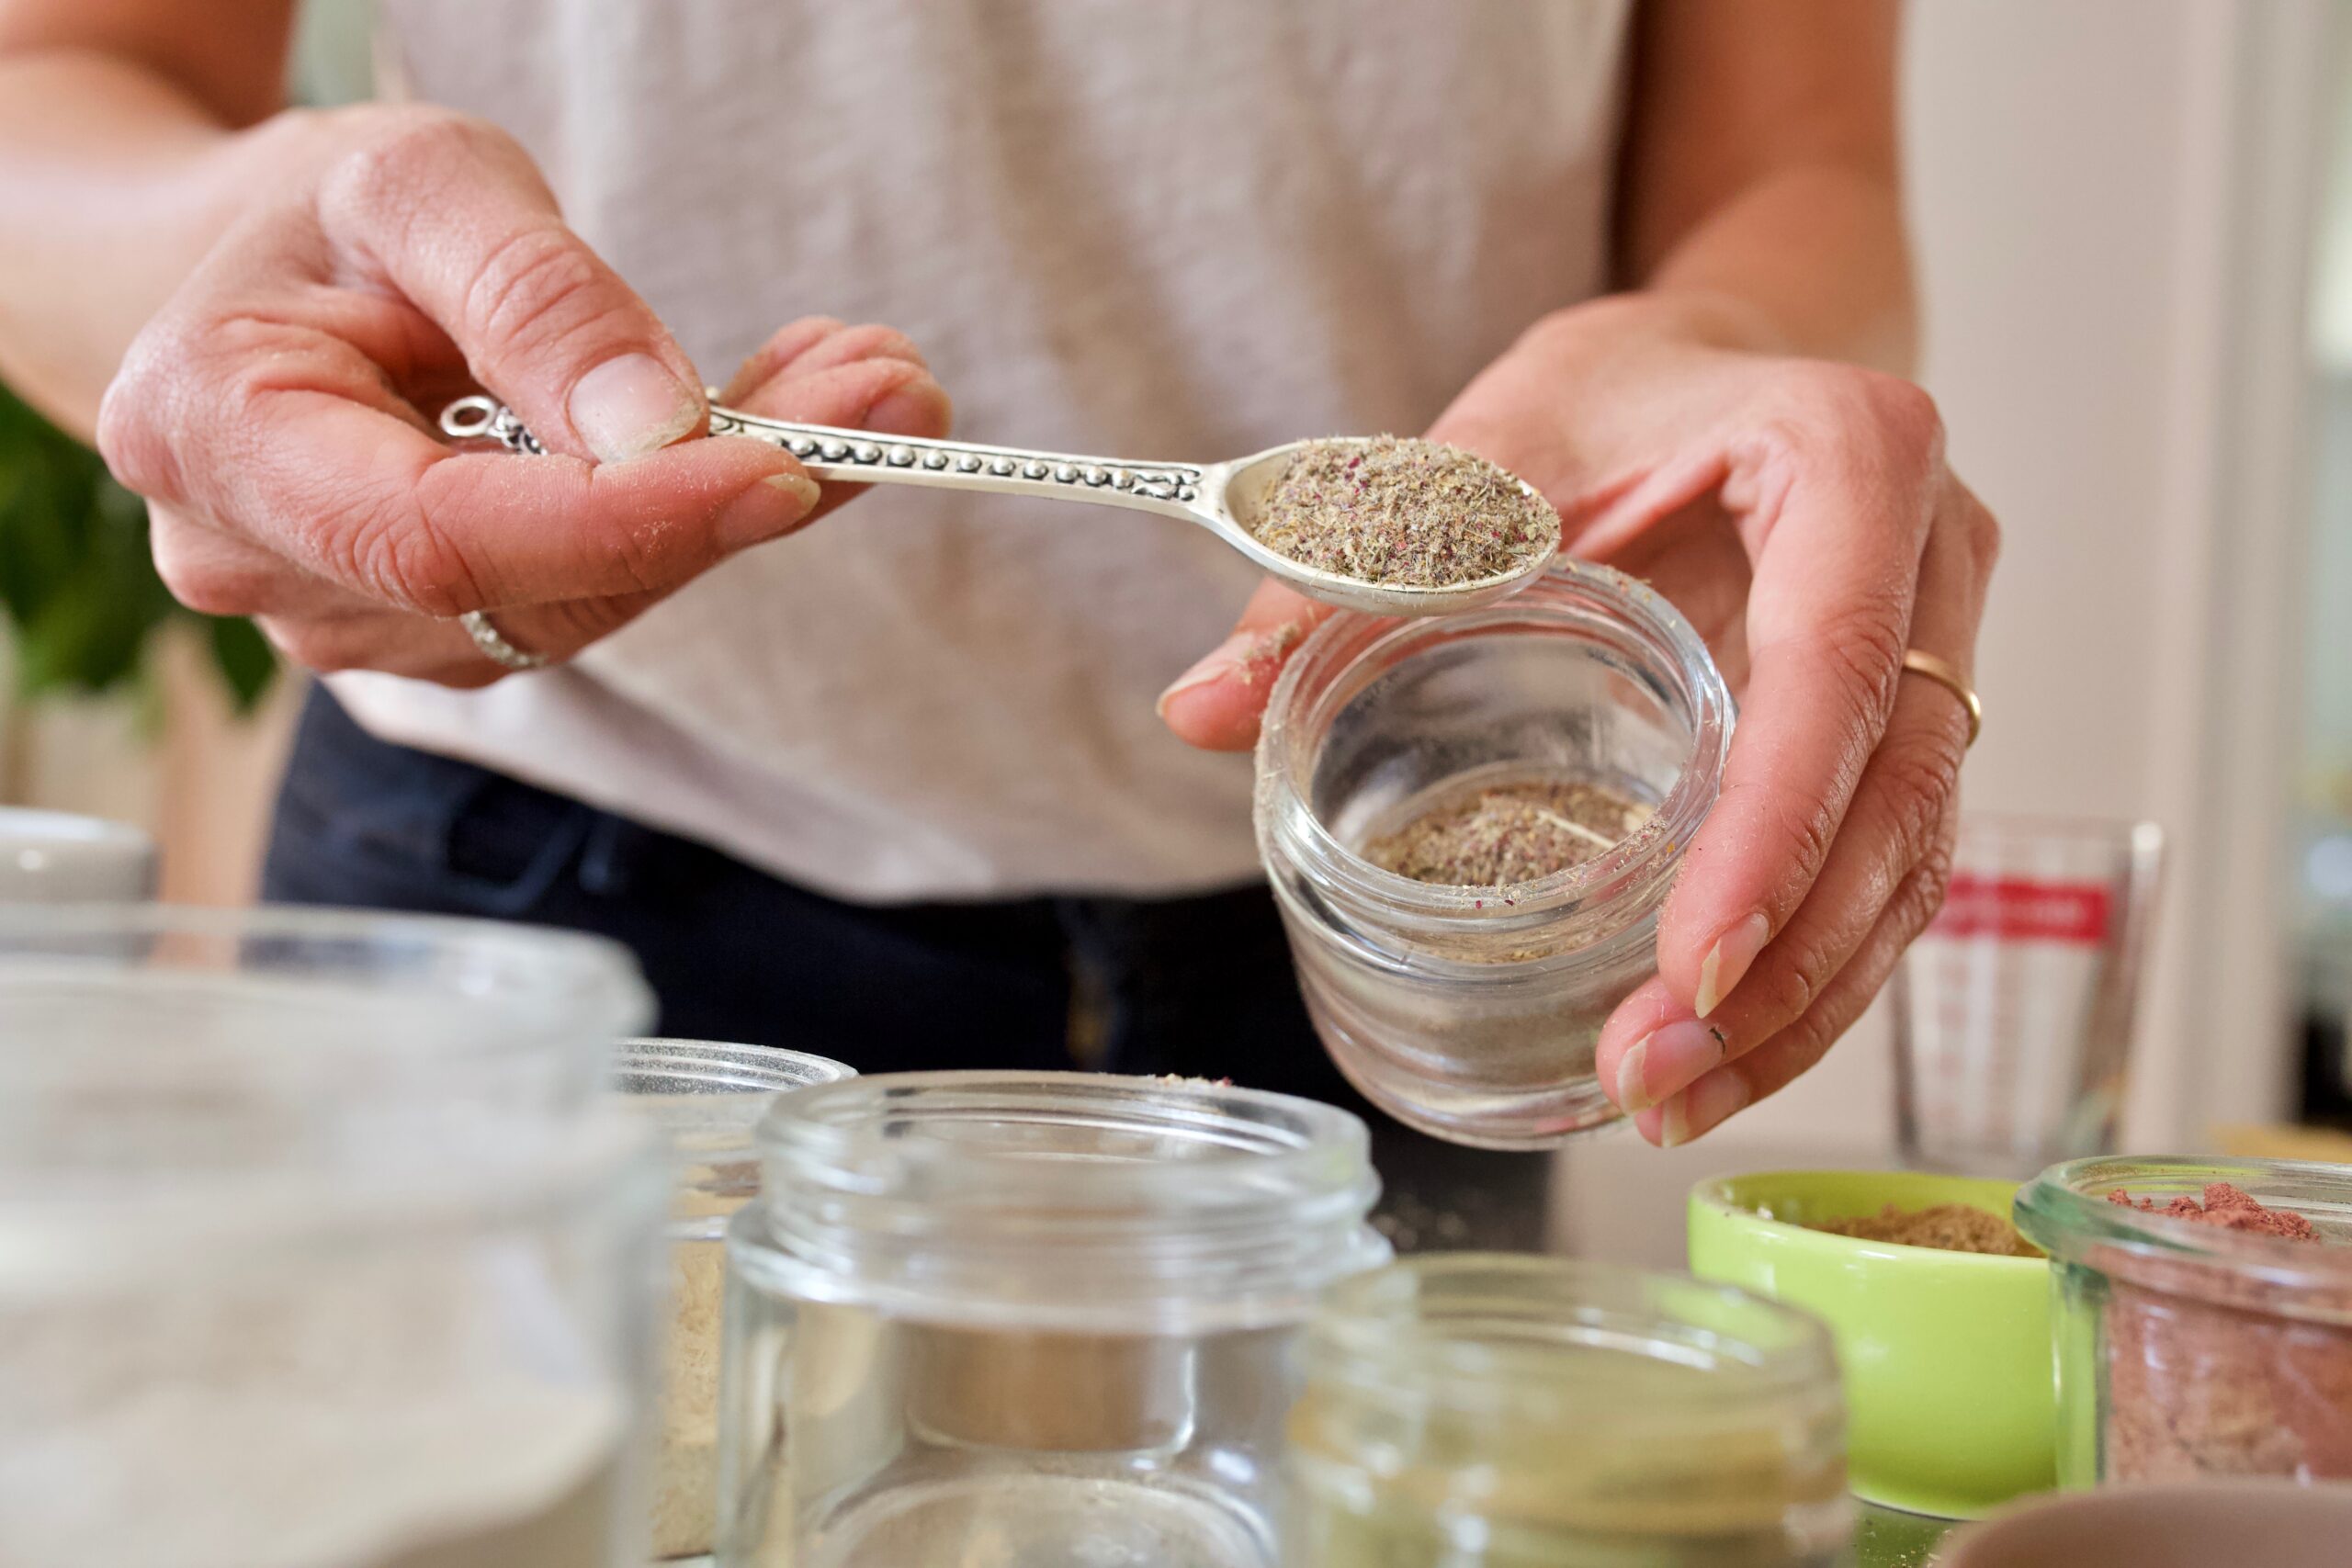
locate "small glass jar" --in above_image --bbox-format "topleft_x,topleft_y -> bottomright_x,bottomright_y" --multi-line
0,905 -> 665,1568
717,1070 -> 1390,1568
1256,562 -> 1733,1147
610,1039 -> 854,1560
2015,1156 -> 2352,1487
1285,1254 -> 1852,1567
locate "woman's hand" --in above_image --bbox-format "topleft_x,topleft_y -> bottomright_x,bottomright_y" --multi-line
1160,295 -> 1997,1145
97,105 -> 948,685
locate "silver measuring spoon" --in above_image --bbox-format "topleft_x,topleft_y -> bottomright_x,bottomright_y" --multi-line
438,395 -> 1555,616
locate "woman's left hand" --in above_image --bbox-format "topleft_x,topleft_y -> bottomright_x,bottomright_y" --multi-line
1159,294 -> 1998,1145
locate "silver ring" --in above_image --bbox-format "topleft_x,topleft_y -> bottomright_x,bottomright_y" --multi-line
460,610 -> 550,671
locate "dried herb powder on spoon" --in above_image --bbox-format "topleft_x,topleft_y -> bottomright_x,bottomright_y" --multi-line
1251,435 -> 1559,588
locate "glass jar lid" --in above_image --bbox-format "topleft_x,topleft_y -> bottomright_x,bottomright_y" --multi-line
2014,1156 -> 2352,1323
739,1070 -> 1388,1332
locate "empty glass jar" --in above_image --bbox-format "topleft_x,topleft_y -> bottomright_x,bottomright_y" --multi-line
1255,562 -> 1733,1147
717,1070 -> 1390,1567
610,1038 -> 854,1559
1285,1254 -> 1852,1567
0,905 -> 664,1568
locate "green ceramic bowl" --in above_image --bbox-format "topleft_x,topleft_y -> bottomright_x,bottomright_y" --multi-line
1687,1169 -> 2054,1520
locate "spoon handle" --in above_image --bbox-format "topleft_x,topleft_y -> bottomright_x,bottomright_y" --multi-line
437,395 -> 1207,516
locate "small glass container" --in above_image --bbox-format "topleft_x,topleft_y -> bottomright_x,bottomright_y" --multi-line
717,1070 -> 1390,1568
1285,1254 -> 1852,1567
1255,562 -> 1733,1147
609,1039 -> 854,1560
0,905 -> 665,1568
2015,1156 -> 2352,1487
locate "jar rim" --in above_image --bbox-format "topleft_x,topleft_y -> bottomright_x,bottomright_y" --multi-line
2014,1156 -> 2352,1316
0,1106 -> 663,1305
1256,562 -> 1733,935
740,1070 -> 1388,1331
1304,1252 -> 1842,1420
612,1039 -> 854,1161
0,902 -> 652,1066
611,1037 -> 854,1095
1950,814 -> 2166,852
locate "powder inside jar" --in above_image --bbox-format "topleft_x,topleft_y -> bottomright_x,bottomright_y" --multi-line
2093,1181 -> 2346,1484
1363,780 -> 1651,889
2107,1181 -> 2321,1242
1807,1202 -> 2040,1257
1250,435 -> 1560,588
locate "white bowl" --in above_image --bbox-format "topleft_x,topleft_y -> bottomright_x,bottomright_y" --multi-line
0,808 -> 156,901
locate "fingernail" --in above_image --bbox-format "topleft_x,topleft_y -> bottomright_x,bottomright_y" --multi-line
1157,632 -> 1254,718
716,473 -> 818,551
1157,623 -> 1308,720
1696,911 -> 1771,1018
569,353 -> 701,462
1613,1019 -> 1726,1113
1658,1073 -> 1752,1147
764,470 -> 822,511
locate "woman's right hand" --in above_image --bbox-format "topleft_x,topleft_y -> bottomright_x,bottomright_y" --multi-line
97,106 -> 948,685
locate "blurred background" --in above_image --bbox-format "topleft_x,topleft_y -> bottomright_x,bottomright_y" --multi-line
3,0 -> 2348,1259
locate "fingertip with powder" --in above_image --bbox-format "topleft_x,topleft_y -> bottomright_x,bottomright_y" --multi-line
1156,623 -> 1306,724
570,353 -> 704,463
714,469 -> 823,552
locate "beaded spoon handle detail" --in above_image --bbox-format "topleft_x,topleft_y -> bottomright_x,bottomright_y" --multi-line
438,394 -> 1552,616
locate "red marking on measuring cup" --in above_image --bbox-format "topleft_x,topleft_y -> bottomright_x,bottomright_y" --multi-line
1929,874 -> 2111,944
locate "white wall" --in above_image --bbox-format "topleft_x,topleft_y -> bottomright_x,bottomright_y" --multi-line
1559,0 -> 2329,1266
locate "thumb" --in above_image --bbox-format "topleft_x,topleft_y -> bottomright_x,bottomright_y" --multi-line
1158,577 -> 1341,750
319,116 -> 720,467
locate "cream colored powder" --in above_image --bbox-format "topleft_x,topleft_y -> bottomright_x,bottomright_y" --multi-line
653,1188 -> 743,1558
0,1253 -> 626,1568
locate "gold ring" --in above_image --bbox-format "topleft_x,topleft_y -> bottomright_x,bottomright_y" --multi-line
1901,649 -> 1981,748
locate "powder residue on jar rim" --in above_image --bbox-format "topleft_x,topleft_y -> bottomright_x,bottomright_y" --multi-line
1249,435 -> 1559,589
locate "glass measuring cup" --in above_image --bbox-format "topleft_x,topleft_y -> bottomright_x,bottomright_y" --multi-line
1894,816 -> 2165,1177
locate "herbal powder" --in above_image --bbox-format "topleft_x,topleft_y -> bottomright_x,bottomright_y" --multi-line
1364,780 -> 1651,889
1251,436 -> 1558,588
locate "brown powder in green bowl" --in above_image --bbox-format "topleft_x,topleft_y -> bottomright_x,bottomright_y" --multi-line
1250,435 -> 1559,588
1808,1203 -> 2041,1258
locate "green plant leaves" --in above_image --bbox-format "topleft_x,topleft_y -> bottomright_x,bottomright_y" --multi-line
0,381 -> 275,714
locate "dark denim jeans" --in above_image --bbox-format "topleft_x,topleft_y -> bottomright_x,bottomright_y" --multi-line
263,686 -> 1550,1250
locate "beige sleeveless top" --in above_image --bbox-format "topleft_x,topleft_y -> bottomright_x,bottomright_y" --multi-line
335,0 -> 1632,899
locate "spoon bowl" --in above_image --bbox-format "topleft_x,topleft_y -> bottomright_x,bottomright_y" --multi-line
440,398 -> 1557,616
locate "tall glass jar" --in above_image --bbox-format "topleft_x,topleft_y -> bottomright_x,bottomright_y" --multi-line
1286,1254 -> 1852,1567
610,1039 -> 854,1559
717,1070 -> 1391,1567
2014,1156 -> 2352,1487
0,905 -> 665,1568
1256,562 -> 1733,1147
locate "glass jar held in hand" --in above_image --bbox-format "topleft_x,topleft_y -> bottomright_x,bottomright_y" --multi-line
1254,562 -> 1731,1148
